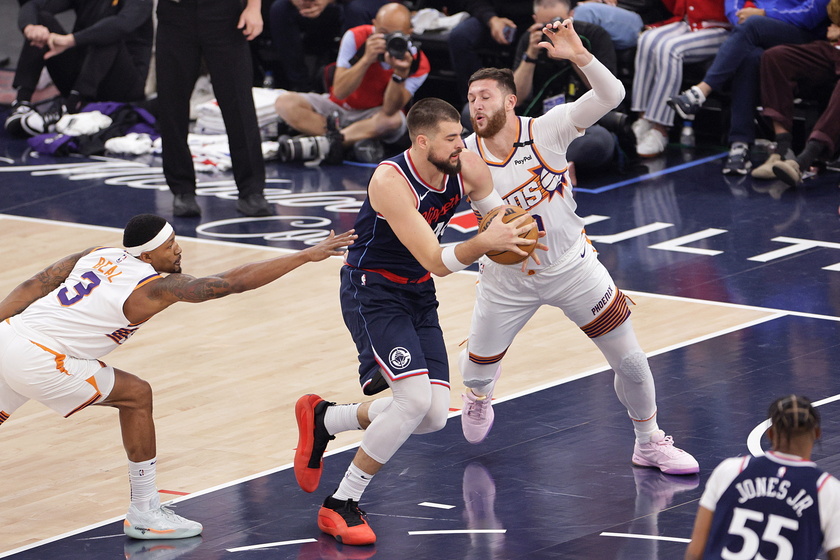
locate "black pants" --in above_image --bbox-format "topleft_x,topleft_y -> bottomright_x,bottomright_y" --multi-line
13,12 -> 147,102
156,0 -> 265,198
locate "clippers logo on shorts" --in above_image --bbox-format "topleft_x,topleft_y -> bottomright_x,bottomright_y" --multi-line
389,347 -> 412,369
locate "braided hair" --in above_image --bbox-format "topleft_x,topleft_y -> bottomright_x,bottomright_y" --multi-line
768,395 -> 820,449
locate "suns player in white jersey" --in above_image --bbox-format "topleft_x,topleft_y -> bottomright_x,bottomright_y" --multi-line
459,18 -> 699,475
0,214 -> 355,540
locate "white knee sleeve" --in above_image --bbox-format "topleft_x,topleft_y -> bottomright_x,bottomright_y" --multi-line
460,349 -> 500,394
618,351 -> 650,383
592,321 -> 656,421
360,375 -> 433,464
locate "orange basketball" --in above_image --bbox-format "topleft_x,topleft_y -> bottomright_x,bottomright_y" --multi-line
478,205 -> 539,265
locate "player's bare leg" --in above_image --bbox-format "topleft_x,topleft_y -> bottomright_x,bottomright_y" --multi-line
101,369 -> 202,539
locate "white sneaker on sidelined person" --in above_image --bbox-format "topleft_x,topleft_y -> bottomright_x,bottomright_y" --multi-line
124,497 -> 203,540
636,128 -> 668,158
631,118 -> 652,144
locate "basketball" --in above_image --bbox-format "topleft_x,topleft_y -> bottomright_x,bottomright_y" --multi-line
478,205 -> 539,265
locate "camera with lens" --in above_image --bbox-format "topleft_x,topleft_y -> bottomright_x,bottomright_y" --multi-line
381,31 -> 413,61
279,135 -> 329,163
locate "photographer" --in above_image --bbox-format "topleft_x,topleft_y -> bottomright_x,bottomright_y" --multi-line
273,2 -> 430,164
511,0 -> 635,183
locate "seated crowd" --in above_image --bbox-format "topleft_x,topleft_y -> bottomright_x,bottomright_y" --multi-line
3,0 -> 839,189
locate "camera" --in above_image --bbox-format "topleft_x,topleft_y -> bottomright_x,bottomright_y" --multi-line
278,133 -> 344,166
381,31 -> 413,60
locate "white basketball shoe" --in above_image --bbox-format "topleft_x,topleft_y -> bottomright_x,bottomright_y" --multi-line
461,365 -> 502,444
124,496 -> 203,540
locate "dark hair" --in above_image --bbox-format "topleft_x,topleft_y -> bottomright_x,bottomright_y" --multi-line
406,98 -> 461,141
468,67 -> 517,97
123,214 -> 168,248
769,395 -> 820,448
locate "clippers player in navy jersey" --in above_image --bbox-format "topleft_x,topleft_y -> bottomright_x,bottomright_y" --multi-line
0,214 -> 355,541
685,395 -> 840,560
293,97 -> 543,546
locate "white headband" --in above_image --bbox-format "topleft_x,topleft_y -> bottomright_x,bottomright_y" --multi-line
126,222 -> 174,257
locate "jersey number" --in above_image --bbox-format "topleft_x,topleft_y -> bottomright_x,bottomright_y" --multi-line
57,271 -> 102,306
722,507 -> 799,560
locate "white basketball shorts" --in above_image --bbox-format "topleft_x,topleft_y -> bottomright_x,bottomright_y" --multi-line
466,233 -> 630,362
0,320 -> 115,419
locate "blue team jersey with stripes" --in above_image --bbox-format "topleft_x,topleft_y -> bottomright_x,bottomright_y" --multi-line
705,454 -> 825,560
345,149 -> 466,281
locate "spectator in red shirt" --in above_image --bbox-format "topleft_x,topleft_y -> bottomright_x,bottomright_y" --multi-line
273,2 -> 430,164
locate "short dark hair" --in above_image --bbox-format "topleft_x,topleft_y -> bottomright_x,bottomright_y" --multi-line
468,67 -> 516,97
406,98 -> 461,142
123,214 -> 168,248
769,395 -> 820,448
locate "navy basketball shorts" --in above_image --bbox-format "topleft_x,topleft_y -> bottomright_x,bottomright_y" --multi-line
339,266 -> 450,396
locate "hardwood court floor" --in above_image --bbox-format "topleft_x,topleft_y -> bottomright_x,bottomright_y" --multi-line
0,217 -> 777,553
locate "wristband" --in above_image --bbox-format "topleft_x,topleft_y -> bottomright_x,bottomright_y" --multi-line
470,190 -> 504,217
441,245 -> 468,273
522,54 -> 539,64
391,74 -> 406,84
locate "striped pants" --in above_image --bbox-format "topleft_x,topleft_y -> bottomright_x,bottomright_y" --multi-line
631,22 -> 730,127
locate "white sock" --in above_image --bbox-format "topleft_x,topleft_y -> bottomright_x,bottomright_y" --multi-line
128,458 -> 158,512
634,412 -> 660,443
333,462 -> 374,502
323,403 -> 362,435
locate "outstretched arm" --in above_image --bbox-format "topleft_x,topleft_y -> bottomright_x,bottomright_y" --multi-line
124,230 -> 356,322
0,248 -> 94,320
539,18 -> 624,130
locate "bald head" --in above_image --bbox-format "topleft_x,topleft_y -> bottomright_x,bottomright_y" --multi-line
374,2 -> 412,34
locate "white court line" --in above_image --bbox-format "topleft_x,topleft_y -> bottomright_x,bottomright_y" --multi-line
408,529 -> 507,535
487,311 -> 785,410
227,538 -> 317,552
746,393 -> 840,457
0,214 -> 301,255
600,532 -> 690,544
419,502 -> 456,510
3,213 -> 839,557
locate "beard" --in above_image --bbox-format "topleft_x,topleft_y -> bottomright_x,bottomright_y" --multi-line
429,148 -> 463,175
472,106 -> 506,139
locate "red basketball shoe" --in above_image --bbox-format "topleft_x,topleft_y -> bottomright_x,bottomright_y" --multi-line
294,394 -> 335,493
317,496 -> 376,546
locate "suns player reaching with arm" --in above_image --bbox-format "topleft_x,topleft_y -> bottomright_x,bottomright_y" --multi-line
291,97 -> 542,546
0,215 -> 355,540
685,395 -> 840,560
458,18 -> 699,475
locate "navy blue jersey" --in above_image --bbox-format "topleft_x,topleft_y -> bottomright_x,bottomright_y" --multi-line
345,150 -> 465,281
704,454 -> 826,560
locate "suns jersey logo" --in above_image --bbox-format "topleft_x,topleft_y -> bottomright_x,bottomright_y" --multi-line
503,162 -> 569,211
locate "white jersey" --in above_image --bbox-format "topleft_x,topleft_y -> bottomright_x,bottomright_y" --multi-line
11,247 -> 161,359
464,105 -> 586,270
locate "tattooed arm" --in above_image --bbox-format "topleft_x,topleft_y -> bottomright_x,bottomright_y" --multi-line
0,249 -> 93,321
123,229 -> 356,323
